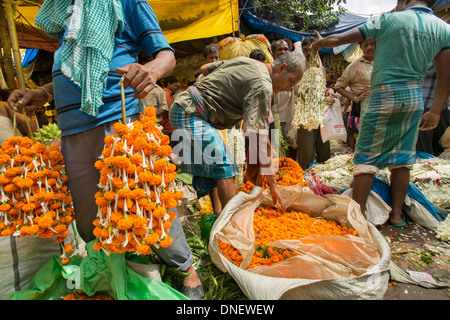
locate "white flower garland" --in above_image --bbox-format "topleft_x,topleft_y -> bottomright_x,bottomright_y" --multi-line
226,127 -> 246,188
292,53 -> 326,131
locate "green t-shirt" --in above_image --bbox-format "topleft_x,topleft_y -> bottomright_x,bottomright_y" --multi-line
359,6 -> 450,88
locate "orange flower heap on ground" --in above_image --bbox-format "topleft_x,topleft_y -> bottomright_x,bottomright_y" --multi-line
219,205 -> 358,269
0,137 -> 74,242
93,106 -> 182,254
240,157 -> 308,193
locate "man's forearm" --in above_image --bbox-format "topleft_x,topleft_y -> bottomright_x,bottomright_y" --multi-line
430,50 -> 450,115
314,28 -> 364,51
144,49 -> 176,80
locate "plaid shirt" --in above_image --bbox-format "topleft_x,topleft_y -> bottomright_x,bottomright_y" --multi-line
421,63 -> 449,110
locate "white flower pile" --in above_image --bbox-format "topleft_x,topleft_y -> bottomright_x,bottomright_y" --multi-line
380,157 -> 450,210
409,158 -> 450,210
435,215 -> 450,242
308,154 -> 354,190
292,54 -> 326,131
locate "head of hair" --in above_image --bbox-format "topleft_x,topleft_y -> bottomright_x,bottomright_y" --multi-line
397,0 -> 436,7
162,75 -> 178,87
424,0 -> 437,7
272,51 -> 305,74
203,43 -> 220,59
301,36 -> 315,47
270,38 -> 293,54
249,49 -> 266,62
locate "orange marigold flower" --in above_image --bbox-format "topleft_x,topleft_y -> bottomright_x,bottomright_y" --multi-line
153,159 -> 167,172
137,243 -> 151,255
117,217 -> 133,230
64,244 -> 73,253
38,215 -> 53,229
113,122 -> 129,135
153,205 -> 166,219
144,232 -> 159,245
159,236 -> 172,248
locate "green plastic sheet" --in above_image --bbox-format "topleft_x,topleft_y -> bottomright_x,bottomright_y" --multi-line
9,241 -> 189,300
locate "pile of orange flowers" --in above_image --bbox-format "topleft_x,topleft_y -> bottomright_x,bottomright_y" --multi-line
0,136 -> 74,242
93,106 -> 183,254
240,157 -> 308,193
219,205 -> 357,269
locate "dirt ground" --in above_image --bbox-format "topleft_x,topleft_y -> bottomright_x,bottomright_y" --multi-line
378,219 -> 450,300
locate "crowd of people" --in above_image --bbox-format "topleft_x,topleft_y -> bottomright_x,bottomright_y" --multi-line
1,0 -> 449,300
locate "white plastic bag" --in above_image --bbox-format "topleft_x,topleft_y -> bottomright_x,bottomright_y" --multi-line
320,101 -> 347,142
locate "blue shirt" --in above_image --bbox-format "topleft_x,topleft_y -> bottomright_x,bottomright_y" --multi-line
359,6 -> 450,88
52,0 -> 173,136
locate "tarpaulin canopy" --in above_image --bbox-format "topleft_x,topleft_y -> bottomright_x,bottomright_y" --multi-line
238,0 -> 369,51
9,0 -> 239,51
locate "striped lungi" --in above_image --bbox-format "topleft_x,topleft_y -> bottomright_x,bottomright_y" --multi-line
169,103 -> 239,198
354,82 -> 424,168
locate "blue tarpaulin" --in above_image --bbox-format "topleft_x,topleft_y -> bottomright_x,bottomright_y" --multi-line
22,49 -> 39,68
239,0 -> 369,52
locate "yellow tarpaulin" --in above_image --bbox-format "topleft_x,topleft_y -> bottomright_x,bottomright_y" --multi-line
14,0 -> 239,45
149,0 -> 239,43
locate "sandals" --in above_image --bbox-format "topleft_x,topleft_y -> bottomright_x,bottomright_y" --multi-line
390,214 -> 406,227
181,274 -> 205,300
181,284 -> 205,300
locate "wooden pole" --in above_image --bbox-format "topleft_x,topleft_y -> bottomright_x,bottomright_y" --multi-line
3,0 -> 26,89
0,3 -> 16,91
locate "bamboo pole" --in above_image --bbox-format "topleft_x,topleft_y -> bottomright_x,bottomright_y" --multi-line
0,3 -> 16,91
3,0 -> 26,89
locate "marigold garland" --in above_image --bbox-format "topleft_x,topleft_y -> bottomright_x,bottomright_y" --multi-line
0,136 -> 74,243
93,106 -> 182,254
240,157 -> 308,193
219,205 -> 358,269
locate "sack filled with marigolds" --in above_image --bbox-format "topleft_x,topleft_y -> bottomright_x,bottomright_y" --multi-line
208,185 -> 392,300
0,136 -> 74,243
93,106 -> 183,255
241,157 -> 330,216
240,157 -> 308,193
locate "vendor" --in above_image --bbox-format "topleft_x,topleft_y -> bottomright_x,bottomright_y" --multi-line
6,0 -> 204,300
169,52 -> 306,216
312,0 -> 450,227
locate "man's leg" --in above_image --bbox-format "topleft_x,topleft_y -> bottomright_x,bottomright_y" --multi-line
352,173 -> 374,217
216,176 -> 236,213
209,187 -> 222,216
389,167 -> 410,225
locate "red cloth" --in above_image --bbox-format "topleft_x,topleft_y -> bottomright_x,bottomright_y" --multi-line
161,87 -> 175,134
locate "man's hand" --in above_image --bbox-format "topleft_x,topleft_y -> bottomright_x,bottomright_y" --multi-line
116,63 -> 158,99
354,89 -> 371,102
116,49 -> 175,99
419,110 -> 440,131
266,175 -> 287,212
7,88 -> 49,114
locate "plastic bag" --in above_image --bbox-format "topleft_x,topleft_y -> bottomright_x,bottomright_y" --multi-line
209,185 -> 391,300
320,101 -> 347,142
8,241 -> 188,300
0,236 -> 60,300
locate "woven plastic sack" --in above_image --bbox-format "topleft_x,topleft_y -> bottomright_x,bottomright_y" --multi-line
209,186 -> 391,300
8,241 -> 188,300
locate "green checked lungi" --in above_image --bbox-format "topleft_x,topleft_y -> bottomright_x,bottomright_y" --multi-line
169,103 -> 239,198
354,82 -> 424,171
